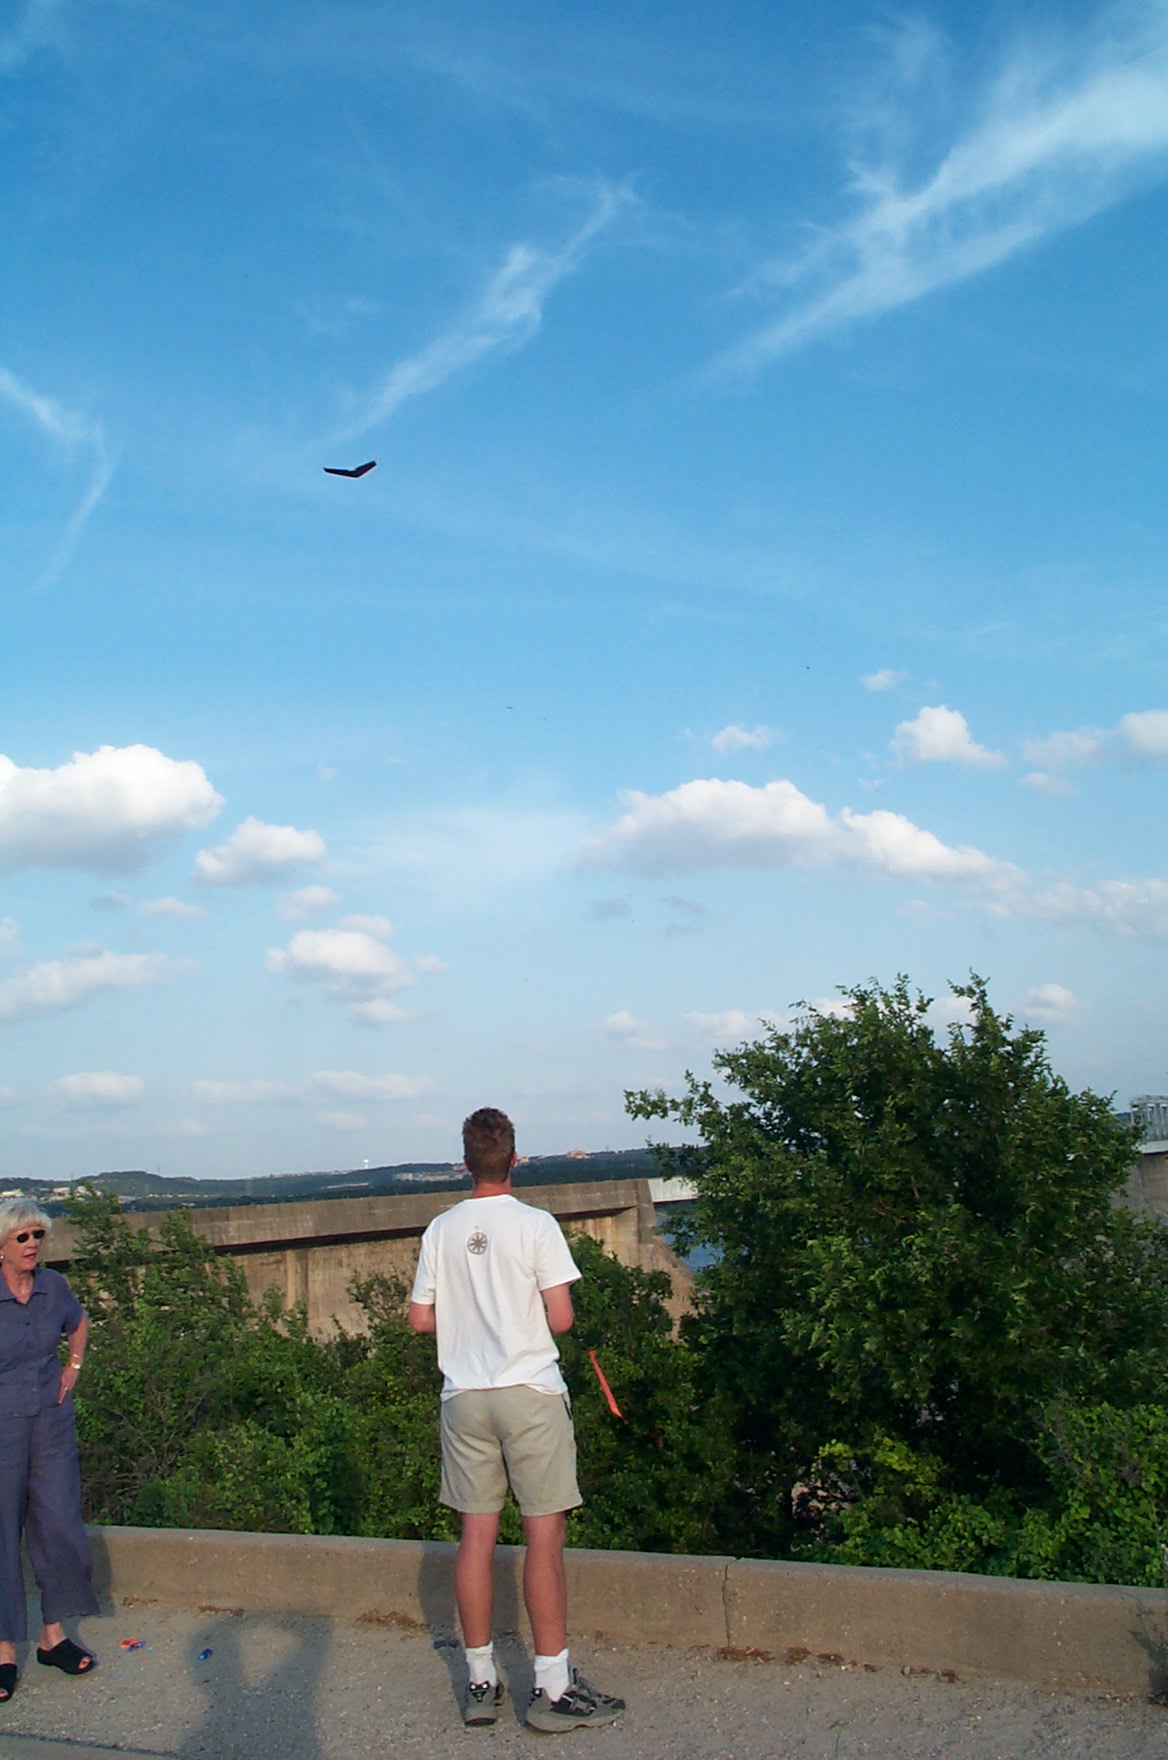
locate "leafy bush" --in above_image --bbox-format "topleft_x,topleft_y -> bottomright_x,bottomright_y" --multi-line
630,976 -> 1168,1570
65,980 -> 1168,1587
67,1188 -> 716,1554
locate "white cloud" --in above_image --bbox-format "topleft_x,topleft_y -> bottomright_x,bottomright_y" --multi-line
335,181 -> 631,443
0,918 -> 19,954
604,1009 -> 667,1051
414,953 -> 449,975
311,1070 -> 429,1102
0,745 -> 221,875
90,891 -> 131,912
683,1008 -> 771,1044
278,884 -> 340,922
930,994 -> 978,1031
350,999 -> 412,1026
1019,771 -> 1073,797
190,1071 -> 428,1107
50,1071 -> 144,1107
891,705 -> 1006,769
140,896 -> 208,920
266,920 -> 416,1024
806,994 -> 856,1020
1023,982 -> 1080,1025
192,1079 -> 299,1105
0,948 -> 169,1023
195,816 -> 326,886
317,1110 -> 367,1131
1022,727 -> 1108,769
1023,709 -> 1168,772
587,775 -> 1019,889
999,878 -> 1168,943
719,10 -> 1168,370
0,364 -> 114,586
1121,709 -> 1168,758
710,724 -> 779,755
863,669 -> 907,692
0,1085 -> 16,1107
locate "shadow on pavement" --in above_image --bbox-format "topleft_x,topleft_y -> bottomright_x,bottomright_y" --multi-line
172,1611 -> 329,1760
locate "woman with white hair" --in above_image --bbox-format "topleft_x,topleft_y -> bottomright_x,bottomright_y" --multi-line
0,1199 -> 99,1702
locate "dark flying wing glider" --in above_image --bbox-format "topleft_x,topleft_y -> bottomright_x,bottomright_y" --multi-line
323,460 -> 377,478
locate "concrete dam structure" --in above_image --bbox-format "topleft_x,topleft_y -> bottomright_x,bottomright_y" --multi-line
45,1176 -> 695,1335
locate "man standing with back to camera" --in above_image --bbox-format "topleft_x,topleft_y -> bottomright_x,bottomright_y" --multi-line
408,1107 -> 625,1733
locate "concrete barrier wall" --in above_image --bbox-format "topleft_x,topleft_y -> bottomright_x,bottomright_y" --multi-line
88,1527 -> 1167,1696
47,1179 -> 693,1335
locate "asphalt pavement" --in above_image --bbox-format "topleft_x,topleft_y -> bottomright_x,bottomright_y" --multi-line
0,1599 -> 1165,1760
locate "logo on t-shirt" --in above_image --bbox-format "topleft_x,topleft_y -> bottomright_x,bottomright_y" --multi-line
467,1230 -> 488,1256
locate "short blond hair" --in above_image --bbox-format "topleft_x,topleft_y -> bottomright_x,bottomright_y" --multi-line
0,1199 -> 52,1242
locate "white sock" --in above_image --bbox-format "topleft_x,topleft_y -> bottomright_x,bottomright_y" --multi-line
464,1643 -> 497,1688
534,1648 -> 571,1702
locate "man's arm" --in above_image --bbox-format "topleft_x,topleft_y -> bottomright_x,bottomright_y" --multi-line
407,1301 -> 437,1334
542,1282 -> 574,1334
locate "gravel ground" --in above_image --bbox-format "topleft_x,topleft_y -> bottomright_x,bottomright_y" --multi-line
0,1600 -> 1165,1760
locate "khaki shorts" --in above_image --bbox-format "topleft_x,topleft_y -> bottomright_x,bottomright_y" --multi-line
440,1385 -> 582,1517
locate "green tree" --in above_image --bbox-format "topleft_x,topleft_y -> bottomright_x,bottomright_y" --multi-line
560,1234 -> 737,1555
67,1187 -> 732,1556
67,1186 -> 356,1532
629,977 -> 1168,1558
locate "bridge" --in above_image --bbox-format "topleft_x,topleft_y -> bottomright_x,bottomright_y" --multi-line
45,1176 -> 697,1335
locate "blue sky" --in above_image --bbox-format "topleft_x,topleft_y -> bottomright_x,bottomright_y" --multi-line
2,0 -> 1168,1180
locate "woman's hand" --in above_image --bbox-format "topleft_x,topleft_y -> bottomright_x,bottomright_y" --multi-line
59,1314 -> 88,1402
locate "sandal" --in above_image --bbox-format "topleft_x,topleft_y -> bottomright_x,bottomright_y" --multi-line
36,1639 -> 95,1675
0,1662 -> 16,1701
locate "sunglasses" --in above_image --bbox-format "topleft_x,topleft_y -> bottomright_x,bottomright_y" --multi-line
13,1230 -> 46,1244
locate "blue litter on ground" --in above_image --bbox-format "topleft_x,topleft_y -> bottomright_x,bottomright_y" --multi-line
197,1649 -> 212,1661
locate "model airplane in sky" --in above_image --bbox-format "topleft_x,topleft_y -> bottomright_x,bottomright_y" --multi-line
323,460 -> 377,478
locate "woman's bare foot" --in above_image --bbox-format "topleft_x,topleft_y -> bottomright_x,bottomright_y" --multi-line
0,1643 -> 14,1668
38,1623 -> 65,1653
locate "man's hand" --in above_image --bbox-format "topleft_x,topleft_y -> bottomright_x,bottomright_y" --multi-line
408,1301 -> 437,1334
542,1282 -> 574,1334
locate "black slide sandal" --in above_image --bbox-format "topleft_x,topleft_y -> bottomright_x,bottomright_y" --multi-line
0,1662 -> 17,1701
36,1639 -> 95,1675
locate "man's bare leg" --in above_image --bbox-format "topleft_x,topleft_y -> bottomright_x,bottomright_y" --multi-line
455,1511 -> 500,1650
521,1511 -> 567,1656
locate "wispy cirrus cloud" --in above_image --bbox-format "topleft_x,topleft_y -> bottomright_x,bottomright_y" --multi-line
0,367 -> 114,587
333,179 -> 633,443
718,6 -> 1168,371
0,0 -> 61,75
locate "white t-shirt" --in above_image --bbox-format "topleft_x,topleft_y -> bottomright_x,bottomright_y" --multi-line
410,1193 -> 581,1399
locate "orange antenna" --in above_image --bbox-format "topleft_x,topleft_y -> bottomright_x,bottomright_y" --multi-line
588,1349 -> 626,1421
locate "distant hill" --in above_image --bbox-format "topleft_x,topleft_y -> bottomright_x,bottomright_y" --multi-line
8,1147 -> 665,1215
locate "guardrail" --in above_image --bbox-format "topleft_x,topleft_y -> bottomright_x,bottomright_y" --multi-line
86,1527 -> 1166,1697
